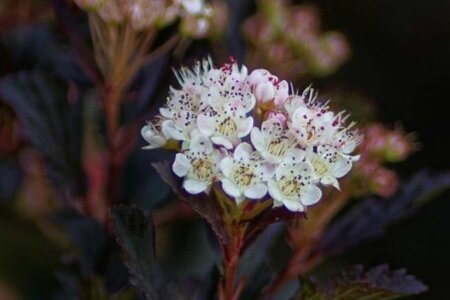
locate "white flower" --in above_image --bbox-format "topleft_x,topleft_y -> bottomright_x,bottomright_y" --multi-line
197,64 -> 256,149
197,95 -> 255,149
172,132 -> 224,194
251,118 -> 301,163
267,159 -> 321,212
220,143 -> 275,203
180,0 -> 204,15
307,144 -> 359,189
288,104 -> 337,146
331,123 -> 363,154
247,69 -> 290,105
141,120 -> 167,149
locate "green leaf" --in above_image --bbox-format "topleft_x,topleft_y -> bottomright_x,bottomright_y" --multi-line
111,206 -> 166,300
295,265 -> 427,300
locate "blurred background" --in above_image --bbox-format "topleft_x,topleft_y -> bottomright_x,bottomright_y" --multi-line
1,0 -> 450,299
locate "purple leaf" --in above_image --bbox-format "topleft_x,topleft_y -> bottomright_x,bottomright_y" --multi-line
319,170 -> 450,256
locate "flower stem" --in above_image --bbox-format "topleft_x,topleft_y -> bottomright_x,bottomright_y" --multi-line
220,228 -> 245,300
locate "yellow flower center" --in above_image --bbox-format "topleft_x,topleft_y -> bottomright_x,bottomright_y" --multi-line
192,158 -> 215,181
279,178 -> 302,198
218,117 -> 237,136
233,165 -> 254,187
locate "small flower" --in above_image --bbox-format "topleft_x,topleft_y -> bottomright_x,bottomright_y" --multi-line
307,145 -> 359,189
172,131 -> 224,194
251,118 -> 300,163
123,0 -> 164,30
247,69 -> 290,106
197,95 -> 255,149
220,143 -> 275,202
141,120 -> 167,149
267,159 -> 321,212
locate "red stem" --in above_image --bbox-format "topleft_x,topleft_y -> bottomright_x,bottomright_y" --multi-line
220,227 -> 245,300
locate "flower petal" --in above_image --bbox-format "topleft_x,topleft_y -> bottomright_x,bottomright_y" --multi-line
220,156 -> 234,177
221,178 -> 241,198
255,82 -> 275,103
162,120 -> 186,140
321,176 -> 340,190
267,180 -> 283,202
234,142 -> 252,161
250,128 -> 265,152
283,148 -> 306,164
238,117 -> 254,138
172,153 -> 191,177
245,183 -> 267,199
183,179 -> 208,194
283,199 -> 305,212
211,136 -> 234,149
197,114 -> 215,136
332,157 -> 352,178
191,132 -> 213,153
300,184 -> 322,206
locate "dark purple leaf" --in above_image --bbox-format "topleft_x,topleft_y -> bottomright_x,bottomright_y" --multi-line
0,160 -> 23,203
51,0 -> 101,85
0,72 -> 83,201
152,161 -> 228,246
53,209 -> 108,276
296,264 -> 427,300
112,205 -> 169,300
319,171 -> 450,255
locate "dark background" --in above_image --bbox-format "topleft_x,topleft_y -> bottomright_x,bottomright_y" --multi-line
1,0 -> 450,299
315,0 -> 450,298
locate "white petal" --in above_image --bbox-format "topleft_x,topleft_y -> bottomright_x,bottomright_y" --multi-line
332,157 -> 352,178
283,148 -> 306,164
267,180 -> 284,202
190,133 -> 213,153
220,156 -> 234,177
274,80 -> 289,105
197,114 -> 215,136
181,0 -> 203,14
250,128 -> 265,152
283,199 -> 305,212
211,136 -> 233,149
255,82 -> 275,103
245,183 -> 267,199
221,178 -> 241,198
234,142 -> 252,161
243,93 -> 256,112
183,179 -> 208,194
142,136 -> 166,149
160,107 -> 172,118
259,163 -> 276,180
321,176 -> 340,190
162,120 -> 186,141
238,117 -> 254,138
172,153 -> 191,177
300,184 -> 322,206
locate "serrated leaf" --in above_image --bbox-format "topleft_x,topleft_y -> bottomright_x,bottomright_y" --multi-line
296,265 -> 427,300
111,206 -> 167,300
0,72 -> 83,199
153,161 -> 305,251
319,171 -> 450,256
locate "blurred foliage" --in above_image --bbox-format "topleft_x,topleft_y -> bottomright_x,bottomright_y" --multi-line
0,0 -> 448,299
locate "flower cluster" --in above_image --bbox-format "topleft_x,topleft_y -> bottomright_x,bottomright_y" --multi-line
74,0 -> 214,37
243,0 -> 350,79
142,58 -> 362,212
351,124 -> 415,197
